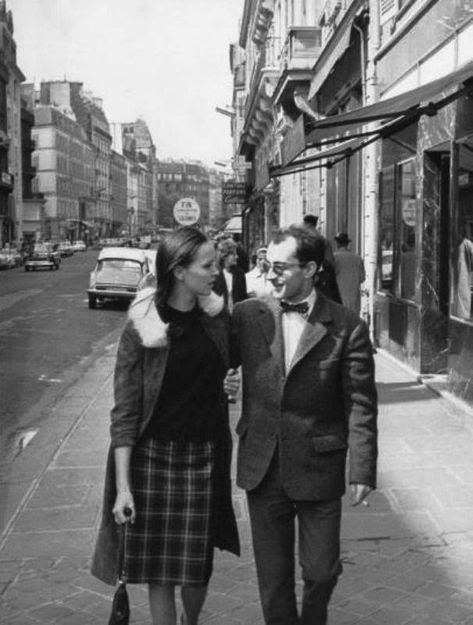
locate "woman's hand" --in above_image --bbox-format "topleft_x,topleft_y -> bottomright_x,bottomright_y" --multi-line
113,489 -> 136,524
224,368 -> 240,400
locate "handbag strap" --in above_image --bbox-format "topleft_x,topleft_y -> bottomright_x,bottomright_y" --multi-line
117,508 -> 132,582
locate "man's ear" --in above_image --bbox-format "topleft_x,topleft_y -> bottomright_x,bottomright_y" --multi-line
304,260 -> 318,279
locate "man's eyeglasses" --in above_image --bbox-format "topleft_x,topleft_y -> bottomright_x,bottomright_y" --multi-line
268,262 -> 306,275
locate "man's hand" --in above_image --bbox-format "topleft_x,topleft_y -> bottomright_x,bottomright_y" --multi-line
224,368 -> 240,400
349,483 -> 372,507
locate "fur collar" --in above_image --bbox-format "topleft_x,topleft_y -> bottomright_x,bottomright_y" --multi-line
128,287 -> 224,348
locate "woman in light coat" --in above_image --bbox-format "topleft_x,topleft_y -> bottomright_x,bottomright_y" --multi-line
92,226 -> 240,625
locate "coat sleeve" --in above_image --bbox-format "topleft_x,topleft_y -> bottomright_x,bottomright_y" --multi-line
342,319 -> 378,488
109,322 -> 145,449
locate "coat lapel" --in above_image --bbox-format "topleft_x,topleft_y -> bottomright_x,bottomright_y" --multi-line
287,293 -> 332,375
257,298 -> 285,368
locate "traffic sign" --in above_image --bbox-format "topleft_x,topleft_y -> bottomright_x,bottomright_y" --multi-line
173,198 -> 201,225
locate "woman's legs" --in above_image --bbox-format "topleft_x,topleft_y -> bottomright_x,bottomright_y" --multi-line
181,585 -> 208,625
148,584 -> 176,625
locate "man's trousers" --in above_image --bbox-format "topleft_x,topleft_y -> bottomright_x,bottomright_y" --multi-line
246,454 -> 342,625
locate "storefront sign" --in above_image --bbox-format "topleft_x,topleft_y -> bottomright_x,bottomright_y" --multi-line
222,181 -> 248,204
173,198 -> 200,225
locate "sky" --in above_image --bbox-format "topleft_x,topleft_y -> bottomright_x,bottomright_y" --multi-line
8,0 -> 243,166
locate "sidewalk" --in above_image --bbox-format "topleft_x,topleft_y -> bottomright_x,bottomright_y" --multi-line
2,348 -> 473,624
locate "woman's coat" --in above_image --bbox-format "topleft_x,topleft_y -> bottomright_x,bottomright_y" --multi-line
91,288 -> 240,586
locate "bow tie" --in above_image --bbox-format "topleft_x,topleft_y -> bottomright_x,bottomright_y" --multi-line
280,300 -> 309,315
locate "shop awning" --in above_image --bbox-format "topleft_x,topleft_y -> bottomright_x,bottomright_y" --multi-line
271,60 -> 473,178
306,59 -> 473,146
223,215 -> 242,233
270,134 -> 374,178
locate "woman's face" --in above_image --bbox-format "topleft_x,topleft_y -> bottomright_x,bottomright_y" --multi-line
178,242 -> 219,297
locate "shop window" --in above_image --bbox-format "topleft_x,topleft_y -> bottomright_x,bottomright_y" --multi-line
378,165 -> 395,291
399,160 -> 417,300
378,158 -> 418,299
451,142 -> 473,321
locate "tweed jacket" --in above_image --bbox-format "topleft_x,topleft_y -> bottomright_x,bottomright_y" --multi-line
231,291 -> 378,500
91,288 -> 240,586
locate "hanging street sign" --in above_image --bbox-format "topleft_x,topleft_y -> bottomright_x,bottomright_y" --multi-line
222,181 -> 248,204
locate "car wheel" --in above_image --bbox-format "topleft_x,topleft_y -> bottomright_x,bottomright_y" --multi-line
24,266 -> 29,272
88,294 -> 97,309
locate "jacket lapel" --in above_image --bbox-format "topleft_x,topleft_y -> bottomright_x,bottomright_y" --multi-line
257,298 -> 285,368
287,293 -> 332,375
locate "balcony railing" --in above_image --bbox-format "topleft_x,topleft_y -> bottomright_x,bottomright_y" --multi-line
279,27 -> 322,71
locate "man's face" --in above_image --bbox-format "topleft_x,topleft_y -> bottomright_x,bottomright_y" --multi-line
267,237 -> 315,302
257,250 -> 268,272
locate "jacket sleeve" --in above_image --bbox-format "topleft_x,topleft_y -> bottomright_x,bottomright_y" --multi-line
230,303 -> 242,369
342,319 -> 378,488
109,322 -> 144,449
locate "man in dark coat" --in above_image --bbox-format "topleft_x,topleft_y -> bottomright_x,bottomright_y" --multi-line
226,224 -> 378,625
213,237 -> 248,311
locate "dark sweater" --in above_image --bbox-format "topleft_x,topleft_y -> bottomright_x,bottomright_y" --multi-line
144,304 -> 225,442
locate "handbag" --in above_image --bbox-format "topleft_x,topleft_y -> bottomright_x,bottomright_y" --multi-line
108,510 -> 131,625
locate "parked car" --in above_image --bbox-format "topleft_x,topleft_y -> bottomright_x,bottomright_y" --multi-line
24,243 -> 61,271
57,240 -> 74,257
0,248 -> 14,269
87,247 -> 150,309
71,240 -> 87,252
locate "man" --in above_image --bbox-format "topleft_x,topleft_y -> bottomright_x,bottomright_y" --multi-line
245,247 -> 273,298
226,224 -> 377,625
213,237 -> 247,312
333,232 -> 366,316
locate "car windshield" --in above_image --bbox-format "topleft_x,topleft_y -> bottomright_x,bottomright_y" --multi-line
33,244 -> 53,253
98,259 -> 142,272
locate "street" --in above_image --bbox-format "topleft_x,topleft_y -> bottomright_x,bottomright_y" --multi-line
2,345 -> 473,624
0,250 -> 126,471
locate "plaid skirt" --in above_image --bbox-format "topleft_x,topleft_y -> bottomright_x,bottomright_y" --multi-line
124,438 -> 216,585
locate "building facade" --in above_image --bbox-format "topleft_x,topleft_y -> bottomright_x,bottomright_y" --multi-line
28,103 -> 94,242
156,159 -> 213,230
121,119 -> 158,234
20,97 -> 44,243
0,2 -> 24,247
231,0 -> 473,407
110,150 -> 127,236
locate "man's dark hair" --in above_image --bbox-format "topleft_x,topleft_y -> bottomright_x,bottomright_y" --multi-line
302,214 -> 318,228
274,223 -> 326,267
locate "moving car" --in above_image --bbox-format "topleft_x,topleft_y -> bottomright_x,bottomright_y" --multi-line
87,247 -> 150,309
24,243 -> 61,271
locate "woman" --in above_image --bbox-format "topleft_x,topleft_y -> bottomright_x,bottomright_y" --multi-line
92,227 -> 240,625
212,237 -> 247,312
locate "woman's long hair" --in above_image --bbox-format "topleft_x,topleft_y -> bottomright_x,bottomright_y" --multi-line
155,226 -> 208,313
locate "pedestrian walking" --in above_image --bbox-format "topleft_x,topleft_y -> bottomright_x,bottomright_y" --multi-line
246,246 -> 273,298
92,226 -> 240,625
225,223 -> 378,625
302,214 -> 342,304
333,232 -> 366,315
213,237 -> 247,311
